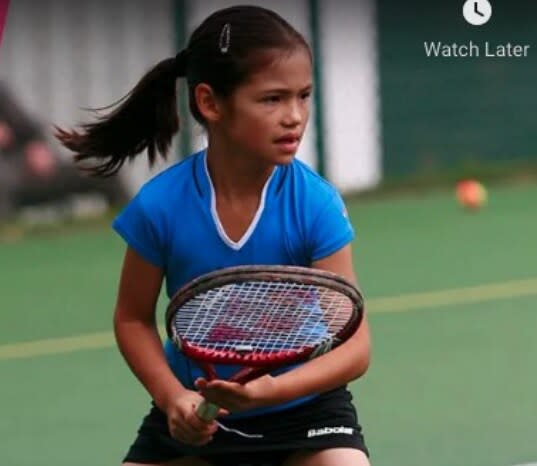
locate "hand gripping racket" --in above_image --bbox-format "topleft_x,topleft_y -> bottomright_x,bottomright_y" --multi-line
165,265 -> 364,421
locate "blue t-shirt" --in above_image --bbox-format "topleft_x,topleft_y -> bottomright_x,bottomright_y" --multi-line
113,150 -> 355,418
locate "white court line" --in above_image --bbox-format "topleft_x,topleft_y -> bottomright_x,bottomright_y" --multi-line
1,277 -> 536,361
370,277 -> 537,313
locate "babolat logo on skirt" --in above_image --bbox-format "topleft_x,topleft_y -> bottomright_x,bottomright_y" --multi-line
307,426 -> 354,437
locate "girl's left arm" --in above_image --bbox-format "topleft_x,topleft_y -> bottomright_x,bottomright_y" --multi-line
268,243 -> 371,403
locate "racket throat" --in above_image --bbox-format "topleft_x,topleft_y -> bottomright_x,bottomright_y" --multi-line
198,361 -> 218,380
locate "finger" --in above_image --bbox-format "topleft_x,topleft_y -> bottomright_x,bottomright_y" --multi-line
186,429 -> 216,446
192,436 -> 214,446
198,388 -> 241,407
200,384 -> 245,402
200,386 -> 248,405
169,421 -> 197,444
192,419 -> 219,435
206,380 -> 242,391
197,389 -> 231,407
196,378 -> 241,393
186,410 -> 219,432
170,420 -> 215,445
182,429 -> 215,446
169,411 -> 214,436
194,378 -> 209,390
172,429 -> 214,446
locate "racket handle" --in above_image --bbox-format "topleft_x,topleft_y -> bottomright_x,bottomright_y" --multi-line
196,400 -> 220,421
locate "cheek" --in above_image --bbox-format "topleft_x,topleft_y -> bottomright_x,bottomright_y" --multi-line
235,120 -> 270,148
302,102 -> 311,121
228,105 -> 275,135
223,117 -> 262,151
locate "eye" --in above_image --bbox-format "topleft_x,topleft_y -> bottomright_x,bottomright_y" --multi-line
300,91 -> 312,101
261,95 -> 281,104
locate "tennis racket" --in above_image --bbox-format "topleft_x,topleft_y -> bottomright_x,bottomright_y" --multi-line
165,265 -> 364,421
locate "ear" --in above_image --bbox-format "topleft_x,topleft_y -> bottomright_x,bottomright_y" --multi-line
194,83 -> 223,123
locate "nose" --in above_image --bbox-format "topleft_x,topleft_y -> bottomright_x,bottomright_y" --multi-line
282,100 -> 304,127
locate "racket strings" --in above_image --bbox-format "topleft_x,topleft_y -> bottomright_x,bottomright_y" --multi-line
173,281 -> 353,354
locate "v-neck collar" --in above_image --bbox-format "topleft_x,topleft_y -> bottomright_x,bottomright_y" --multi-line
201,151 -> 278,251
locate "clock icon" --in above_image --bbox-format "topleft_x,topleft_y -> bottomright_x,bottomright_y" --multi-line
463,0 -> 492,25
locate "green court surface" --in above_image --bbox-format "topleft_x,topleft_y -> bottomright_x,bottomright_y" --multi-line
1,183 -> 536,466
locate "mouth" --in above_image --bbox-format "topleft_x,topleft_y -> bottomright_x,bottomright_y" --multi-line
274,135 -> 301,154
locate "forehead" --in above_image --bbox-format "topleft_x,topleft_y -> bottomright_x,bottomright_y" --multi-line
241,48 -> 312,91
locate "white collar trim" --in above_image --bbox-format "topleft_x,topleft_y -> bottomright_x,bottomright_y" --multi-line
203,153 -> 276,251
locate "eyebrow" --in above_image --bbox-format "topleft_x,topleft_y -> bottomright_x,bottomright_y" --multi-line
259,84 -> 313,95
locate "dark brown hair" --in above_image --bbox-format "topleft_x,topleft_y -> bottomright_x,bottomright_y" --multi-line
55,5 -> 311,176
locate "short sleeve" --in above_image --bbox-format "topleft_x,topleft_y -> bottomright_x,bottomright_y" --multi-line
112,192 -> 166,268
309,191 -> 355,262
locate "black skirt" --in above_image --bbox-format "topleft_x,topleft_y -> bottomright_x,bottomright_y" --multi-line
123,386 -> 369,466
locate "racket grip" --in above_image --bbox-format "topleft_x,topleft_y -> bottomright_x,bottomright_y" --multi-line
196,400 -> 220,421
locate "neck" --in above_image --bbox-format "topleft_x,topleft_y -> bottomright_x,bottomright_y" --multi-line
205,143 -> 275,200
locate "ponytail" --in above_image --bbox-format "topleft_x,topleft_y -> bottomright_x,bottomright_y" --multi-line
56,51 -> 188,177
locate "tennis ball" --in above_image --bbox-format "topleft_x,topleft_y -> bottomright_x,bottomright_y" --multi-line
455,179 -> 487,210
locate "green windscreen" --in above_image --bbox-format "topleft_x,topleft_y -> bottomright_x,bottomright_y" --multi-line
377,1 -> 537,178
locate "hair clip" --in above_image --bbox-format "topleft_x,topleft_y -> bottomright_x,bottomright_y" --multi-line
219,23 -> 231,54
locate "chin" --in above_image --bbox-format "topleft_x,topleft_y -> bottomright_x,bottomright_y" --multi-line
268,156 -> 294,167
253,148 -> 296,167
278,156 -> 296,165
270,151 -> 296,165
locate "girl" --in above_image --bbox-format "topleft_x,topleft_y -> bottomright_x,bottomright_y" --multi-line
57,6 -> 371,466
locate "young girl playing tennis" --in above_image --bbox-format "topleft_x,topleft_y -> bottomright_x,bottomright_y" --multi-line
57,6 -> 371,466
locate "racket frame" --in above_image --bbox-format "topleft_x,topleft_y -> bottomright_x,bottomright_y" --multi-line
164,265 -> 364,421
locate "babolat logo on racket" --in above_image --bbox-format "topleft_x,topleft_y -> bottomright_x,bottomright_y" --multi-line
307,426 -> 354,437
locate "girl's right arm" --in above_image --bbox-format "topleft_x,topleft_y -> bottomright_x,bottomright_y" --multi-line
113,247 -> 219,445
114,247 -> 182,409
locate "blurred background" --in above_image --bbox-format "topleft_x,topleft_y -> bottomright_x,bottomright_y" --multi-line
1,1 -> 536,465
